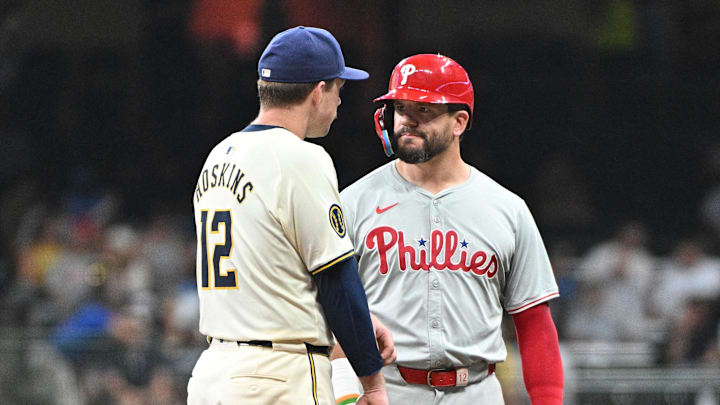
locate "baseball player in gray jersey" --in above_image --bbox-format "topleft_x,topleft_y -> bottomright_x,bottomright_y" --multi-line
331,54 -> 564,405
187,26 -> 395,405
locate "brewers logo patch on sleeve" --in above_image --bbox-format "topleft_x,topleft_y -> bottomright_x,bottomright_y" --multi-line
329,204 -> 346,238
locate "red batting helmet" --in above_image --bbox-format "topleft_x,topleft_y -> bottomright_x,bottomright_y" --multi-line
373,54 -> 474,157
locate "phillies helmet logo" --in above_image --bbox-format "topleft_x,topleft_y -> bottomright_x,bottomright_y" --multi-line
365,226 -> 498,278
400,64 -> 417,85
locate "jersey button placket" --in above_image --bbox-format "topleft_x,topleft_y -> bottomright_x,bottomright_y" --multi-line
428,198 -> 442,367
431,199 -> 441,228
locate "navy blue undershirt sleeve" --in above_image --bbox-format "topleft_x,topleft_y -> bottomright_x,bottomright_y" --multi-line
313,256 -> 382,377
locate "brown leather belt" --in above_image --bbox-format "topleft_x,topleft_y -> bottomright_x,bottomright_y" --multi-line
397,364 -> 495,388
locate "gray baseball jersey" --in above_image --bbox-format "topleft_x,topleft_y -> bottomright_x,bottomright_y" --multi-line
193,126 -> 353,346
340,160 -> 559,369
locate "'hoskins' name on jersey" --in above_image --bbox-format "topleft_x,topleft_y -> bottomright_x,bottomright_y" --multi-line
195,163 -> 253,204
366,226 -> 498,277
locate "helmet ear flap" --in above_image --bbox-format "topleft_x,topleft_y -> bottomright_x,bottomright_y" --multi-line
374,105 -> 395,157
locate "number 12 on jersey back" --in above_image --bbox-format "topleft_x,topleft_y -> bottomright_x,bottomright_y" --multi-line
199,209 -> 238,289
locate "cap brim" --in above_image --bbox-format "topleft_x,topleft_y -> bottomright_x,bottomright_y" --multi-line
338,66 -> 369,81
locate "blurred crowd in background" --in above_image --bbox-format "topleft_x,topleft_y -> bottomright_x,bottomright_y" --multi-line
1,195 -> 199,404
1,1 -> 720,404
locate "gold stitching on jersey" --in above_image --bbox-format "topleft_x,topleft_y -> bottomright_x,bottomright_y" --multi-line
311,250 -> 354,275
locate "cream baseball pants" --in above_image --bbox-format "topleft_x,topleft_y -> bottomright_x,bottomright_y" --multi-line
187,339 -> 333,405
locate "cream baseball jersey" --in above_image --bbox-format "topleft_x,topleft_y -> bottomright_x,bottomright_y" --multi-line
340,161 -> 559,369
193,126 -> 353,346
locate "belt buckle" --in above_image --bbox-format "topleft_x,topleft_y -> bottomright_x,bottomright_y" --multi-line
426,369 -> 445,387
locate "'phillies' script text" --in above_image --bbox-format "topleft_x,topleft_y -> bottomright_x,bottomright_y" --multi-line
365,226 -> 498,277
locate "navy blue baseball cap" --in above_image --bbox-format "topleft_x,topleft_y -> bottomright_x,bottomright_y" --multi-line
258,26 -> 369,83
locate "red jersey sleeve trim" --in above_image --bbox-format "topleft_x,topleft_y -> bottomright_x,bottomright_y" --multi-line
506,292 -> 559,315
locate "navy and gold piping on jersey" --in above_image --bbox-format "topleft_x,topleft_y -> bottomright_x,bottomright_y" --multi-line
311,250 -> 355,275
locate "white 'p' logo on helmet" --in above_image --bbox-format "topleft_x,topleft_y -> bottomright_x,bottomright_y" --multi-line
400,64 -> 416,85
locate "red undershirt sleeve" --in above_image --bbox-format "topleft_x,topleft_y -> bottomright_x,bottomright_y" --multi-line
511,303 -> 564,405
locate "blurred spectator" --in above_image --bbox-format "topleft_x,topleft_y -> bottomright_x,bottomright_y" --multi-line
546,239 -> 580,340
16,216 -> 63,287
146,367 -> 183,404
101,224 -> 155,321
0,178 -> 41,297
652,239 -> 720,369
49,295 -> 150,403
50,300 -> 142,364
159,280 -> 203,381
0,180 -> 198,404
651,239 -> 720,327
141,215 -> 192,300
3,212 -> 62,325
40,213 -> 196,404
565,221 -> 656,341
659,297 -> 720,367
42,215 -> 103,322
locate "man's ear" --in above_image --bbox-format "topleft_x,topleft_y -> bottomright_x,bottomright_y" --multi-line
310,81 -> 326,106
452,110 -> 470,136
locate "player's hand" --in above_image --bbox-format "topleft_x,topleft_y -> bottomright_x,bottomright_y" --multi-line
357,373 -> 389,405
357,388 -> 389,405
371,314 -> 396,366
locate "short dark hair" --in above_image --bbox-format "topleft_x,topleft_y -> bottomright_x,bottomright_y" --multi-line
447,103 -> 471,138
257,79 -> 338,109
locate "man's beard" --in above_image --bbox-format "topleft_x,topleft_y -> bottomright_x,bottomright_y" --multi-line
391,127 -> 452,164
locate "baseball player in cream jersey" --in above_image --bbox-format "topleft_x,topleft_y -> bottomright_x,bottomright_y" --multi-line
331,54 -> 564,405
187,27 -> 393,405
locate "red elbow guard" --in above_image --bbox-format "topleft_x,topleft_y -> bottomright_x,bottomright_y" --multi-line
512,303 -> 564,405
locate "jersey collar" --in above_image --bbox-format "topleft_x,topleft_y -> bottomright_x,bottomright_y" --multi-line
389,160 -> 477,198
242,124 -> 285,132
